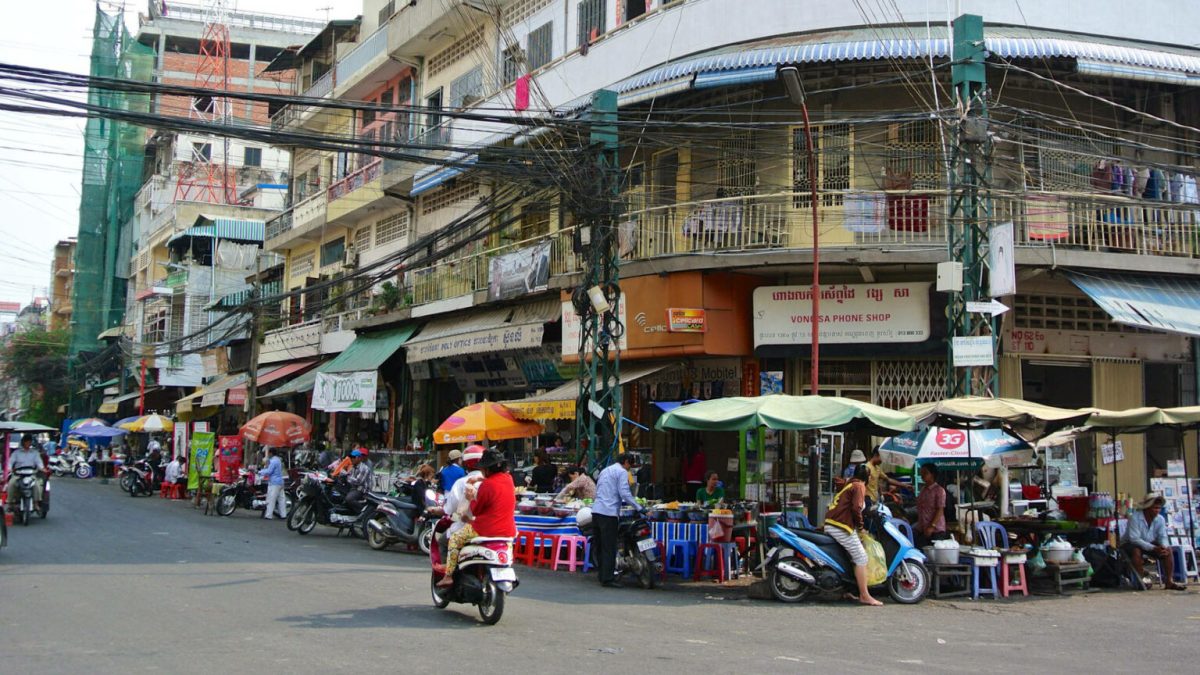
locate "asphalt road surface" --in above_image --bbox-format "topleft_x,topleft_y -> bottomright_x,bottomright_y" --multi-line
1,479 -> 1198,674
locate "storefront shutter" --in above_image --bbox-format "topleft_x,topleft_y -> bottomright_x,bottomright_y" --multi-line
998,354 -> 1022,399
1091,357 -> 1146,496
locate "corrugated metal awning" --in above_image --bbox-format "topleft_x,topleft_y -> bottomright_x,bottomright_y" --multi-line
1068,273 -> 1200,337
411,153 -> 480,196
169,214 -> 266,245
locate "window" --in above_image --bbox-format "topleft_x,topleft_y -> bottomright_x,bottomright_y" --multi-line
502,43 -> 524,84
243,147 -> 262,167
885,121 -> 943,190
520,203 -> 551,240
717,131 -> 756,197
375,211 -> 410,247
624,0 -> 647,21
192,95 -> 215,114
449,66 -> 484,109
651,151 -> 678,207
320,237 -> 346,267
425,89 -> 443,136
192,142 -> 212,163
792,124 -> 851,207
353,224 -> 372,253
577,0 -> 605,47
527,22 -> 553,70
378,0 -> 395,27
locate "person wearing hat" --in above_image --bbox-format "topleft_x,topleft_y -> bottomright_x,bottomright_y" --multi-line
437,449 -> 516,587
341,449 -> 373,517
6,433 -> 45,511
440,445 -> 486,553
592,453 -> 644,587
1122,491 -> 1186,590
438,449 -> 466,493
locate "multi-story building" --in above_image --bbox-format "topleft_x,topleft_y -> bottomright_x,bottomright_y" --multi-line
49,239 -> 76,333
256,0 -> 1200,498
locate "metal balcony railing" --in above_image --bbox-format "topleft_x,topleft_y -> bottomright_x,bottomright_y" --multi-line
336,27 -> 388,87
265,209 -> 293,241
328,160 -> 383,201
270,70 -> 335,130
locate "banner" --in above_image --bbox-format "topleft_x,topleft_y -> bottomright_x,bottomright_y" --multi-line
489,240 -> 551,301
188,431 -> 215,490
217,435 -> 243,483
313,370 -> 378,412
753,283 -> 931,346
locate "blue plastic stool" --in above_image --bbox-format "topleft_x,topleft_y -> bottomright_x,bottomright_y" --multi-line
971,561 -> 1000,599
888,517 -> 914,544
582,538 -> 594,573
666,539 -> 697,578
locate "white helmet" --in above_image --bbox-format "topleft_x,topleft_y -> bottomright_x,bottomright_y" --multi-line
147,440 -> 162,452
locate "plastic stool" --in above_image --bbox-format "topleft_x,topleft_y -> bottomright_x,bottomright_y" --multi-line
536,534 -> 562,568
582,538 -> 594,573
169,483 -> 185,499
666,539 -> 697,578
971,560 -> 1000,599
515,531 -> 540,566
695,542 -> 739,582
552,535 -> 588,572
1000,555 -> 1029,597
159,482 -> 172,498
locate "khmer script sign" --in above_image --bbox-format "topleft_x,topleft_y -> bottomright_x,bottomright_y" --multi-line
752,283 -> 931,346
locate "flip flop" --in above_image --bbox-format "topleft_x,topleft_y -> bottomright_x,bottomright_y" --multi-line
1165,584 -> 1188,591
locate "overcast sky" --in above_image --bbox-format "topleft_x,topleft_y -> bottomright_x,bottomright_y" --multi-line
0,0 -> 360,305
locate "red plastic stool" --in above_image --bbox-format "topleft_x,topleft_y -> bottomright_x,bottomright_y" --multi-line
159,482 -> 172,498
514,531 -> 539,566
694,542 -> 726,582
1000,554 -> 1029,597
169,483 -> 185,499
536,534 -> 562,568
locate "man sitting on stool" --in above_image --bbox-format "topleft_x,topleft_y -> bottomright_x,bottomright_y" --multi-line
1121,491 -> 1186,591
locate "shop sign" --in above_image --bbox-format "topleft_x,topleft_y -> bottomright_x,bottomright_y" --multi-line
753,283 -> 931,346
505,399 -> 575,420
201,389 -> 229,408
1101,440 -> 1124,465
562,295 -> 628,357
408,323 -> 544,362
312,370 -> 378,412
952,336 -> 994,367
667,308 -> 706,333
488,241 -> 551,301
741,360 -> 760,396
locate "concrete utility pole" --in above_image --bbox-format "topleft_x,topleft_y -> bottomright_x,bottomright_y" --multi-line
946,14 -> 997,397
574,90 -> 623,472
244,252 -> 262,465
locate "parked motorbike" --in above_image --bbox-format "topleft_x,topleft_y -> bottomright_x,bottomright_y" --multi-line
366,481 -> 443,554
286,471 -> 370,536
761,503 -> 928,604
125,458 -> 163,497
429,516 -> 517,625
215,469 -> 295,518
49,449 -> 93,479
578,508 -> 662,589
11,466 -> 50,525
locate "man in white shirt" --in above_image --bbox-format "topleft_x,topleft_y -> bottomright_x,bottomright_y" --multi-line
164,454 -> 185,487
592,453 -> 643,587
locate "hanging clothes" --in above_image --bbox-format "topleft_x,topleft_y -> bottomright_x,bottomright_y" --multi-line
1123,166 -> 1136,197
1110,163 -> 1124,194
1134,167 -> 1150,197
1170,173 -> 1185,203
1091,160 -> 1112,192
1146,169 -> 1165,201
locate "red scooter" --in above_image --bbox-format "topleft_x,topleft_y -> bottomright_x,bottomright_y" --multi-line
429,516 -> 518,625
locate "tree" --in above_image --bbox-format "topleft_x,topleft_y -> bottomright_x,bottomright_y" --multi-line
1,328 -> 70,426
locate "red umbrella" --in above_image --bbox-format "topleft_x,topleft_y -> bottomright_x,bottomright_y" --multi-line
240,411 -> 312,447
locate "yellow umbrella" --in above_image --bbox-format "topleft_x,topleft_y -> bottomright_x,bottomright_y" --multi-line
119,414 -> 175,433
433,401 -> 543,444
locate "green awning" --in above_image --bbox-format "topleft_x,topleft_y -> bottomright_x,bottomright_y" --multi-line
260,368 -> 320,399
319,325 -> 418,374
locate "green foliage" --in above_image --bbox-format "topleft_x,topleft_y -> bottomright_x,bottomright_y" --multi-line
2,328 -> 70,425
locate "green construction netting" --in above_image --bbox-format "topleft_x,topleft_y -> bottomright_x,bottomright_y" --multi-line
71,7 -> 154,362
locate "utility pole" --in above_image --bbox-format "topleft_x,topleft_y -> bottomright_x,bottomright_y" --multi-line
244,252 -> 262,465
945,14 -> 996,397
574,89 -> 622,472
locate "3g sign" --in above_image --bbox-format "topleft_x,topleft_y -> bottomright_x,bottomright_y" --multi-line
935,429 -> 966,450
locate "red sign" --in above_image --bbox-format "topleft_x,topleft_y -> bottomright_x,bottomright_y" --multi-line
741,359 -> 760,397
216,435 -> 243,483
934,429 -> 966,451
666,307 -> 707,333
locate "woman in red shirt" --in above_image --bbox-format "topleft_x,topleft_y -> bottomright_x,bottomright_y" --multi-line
437,450 -> 516,587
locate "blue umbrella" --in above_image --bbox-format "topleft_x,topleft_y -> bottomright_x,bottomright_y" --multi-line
68,426 -> 128,440
879,426 -> 1032,470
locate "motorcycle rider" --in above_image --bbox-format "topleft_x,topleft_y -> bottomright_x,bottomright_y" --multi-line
341,449 -> 372,513
6,434 -> 45,511
146,440 -> 164,485
439,445 -> 485,554
823,463 -> 882,606
436,448 -> 516,587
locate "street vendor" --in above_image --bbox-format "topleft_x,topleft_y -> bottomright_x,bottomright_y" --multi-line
1122,491 -> 1186,591
695,471 -> 725,506
914,464 -> 949,547
555,465 -> 595,501
866,447 -> 906,504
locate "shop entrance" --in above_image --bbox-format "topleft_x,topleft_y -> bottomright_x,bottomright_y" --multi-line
1022,360 -> 1095,487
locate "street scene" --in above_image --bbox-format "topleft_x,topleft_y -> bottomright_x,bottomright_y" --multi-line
3,0 -> 1200,671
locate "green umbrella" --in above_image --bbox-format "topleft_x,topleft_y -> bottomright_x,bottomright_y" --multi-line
0,421 -> 57,433
654,394 -> 915,435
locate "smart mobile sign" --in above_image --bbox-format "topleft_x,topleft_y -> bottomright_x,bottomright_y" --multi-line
752,282 -> 931,346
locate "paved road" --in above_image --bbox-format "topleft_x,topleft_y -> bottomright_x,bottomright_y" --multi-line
1,480 -> 1198,674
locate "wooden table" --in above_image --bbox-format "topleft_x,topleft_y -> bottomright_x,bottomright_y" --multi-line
1041,561 -> 1092,595
928,562 -> 973,599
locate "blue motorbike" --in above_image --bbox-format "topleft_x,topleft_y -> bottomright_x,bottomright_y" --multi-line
760,504 -> 929,604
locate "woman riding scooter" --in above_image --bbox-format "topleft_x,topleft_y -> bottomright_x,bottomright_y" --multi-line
823,464 -> 882,606
436,449 -> 516,588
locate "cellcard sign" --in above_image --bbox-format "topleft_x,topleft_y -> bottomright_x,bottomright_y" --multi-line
753,283 -> 931,346
312,370 -> 378,412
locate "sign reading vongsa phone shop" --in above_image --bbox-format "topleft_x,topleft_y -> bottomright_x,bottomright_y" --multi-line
752,282 -> 931,346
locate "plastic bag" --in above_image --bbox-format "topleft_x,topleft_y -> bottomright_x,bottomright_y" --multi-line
859,531 -> 888,585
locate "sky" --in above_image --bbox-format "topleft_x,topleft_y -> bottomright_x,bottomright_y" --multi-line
0,0 -> 360,305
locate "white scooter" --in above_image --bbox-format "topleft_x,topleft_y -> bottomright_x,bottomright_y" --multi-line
49,449 -> 93,479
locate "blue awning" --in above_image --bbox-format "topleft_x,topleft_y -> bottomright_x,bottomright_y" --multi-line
1068,273 -> 1200,337
169,214 -> 265,244
652,399 -> 701,413
411,153 -> 479,196
694,66 -> 778,90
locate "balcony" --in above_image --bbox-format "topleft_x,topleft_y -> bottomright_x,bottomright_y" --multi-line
264,191 -> 328,251
382,124 -> 451,195
387,0 -> 488,60
402,189 -> 1200,308
270,70 -> 334,131
335,27 -> 408,101
326,159 -> 384,225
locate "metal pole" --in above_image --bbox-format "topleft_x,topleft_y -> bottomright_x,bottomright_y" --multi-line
245,253 -> 262,466
801,103 -> 820,397
138,357 -> 147,415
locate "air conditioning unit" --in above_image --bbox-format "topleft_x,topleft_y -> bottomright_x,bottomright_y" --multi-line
344,249 -> 359,268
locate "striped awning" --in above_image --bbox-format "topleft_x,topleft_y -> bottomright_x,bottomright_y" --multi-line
1068,273 -> 1200,338
168,214 -> 266,245
411,153 -> 480,196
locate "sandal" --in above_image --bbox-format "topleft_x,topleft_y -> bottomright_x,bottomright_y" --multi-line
1165,584 -> 1187,591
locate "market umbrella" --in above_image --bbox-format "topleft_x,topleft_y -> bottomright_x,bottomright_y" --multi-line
903,396 -> 1090,442
878,426 -> 1032,470
0,421 -> 57,433
240,411 -> 312,447
68,426 -> 127,439
113,416 -> 141,429
69,418 -> 110,430
433,401 -> 543,444
119,414 -> 175,433
654,394 -> 915,435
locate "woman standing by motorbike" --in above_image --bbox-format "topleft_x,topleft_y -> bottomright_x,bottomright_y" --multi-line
823,464 -> 882,607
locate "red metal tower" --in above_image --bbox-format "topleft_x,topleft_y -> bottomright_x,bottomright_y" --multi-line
175,0 -> 235,204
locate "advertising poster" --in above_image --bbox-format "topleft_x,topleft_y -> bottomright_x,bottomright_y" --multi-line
188,431 -> 216,490
313,371 -> 378,412
217,435 -> 243,483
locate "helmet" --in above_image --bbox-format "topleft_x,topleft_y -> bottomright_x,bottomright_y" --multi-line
350,449 -> 363,458
462,444 -> 485,469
